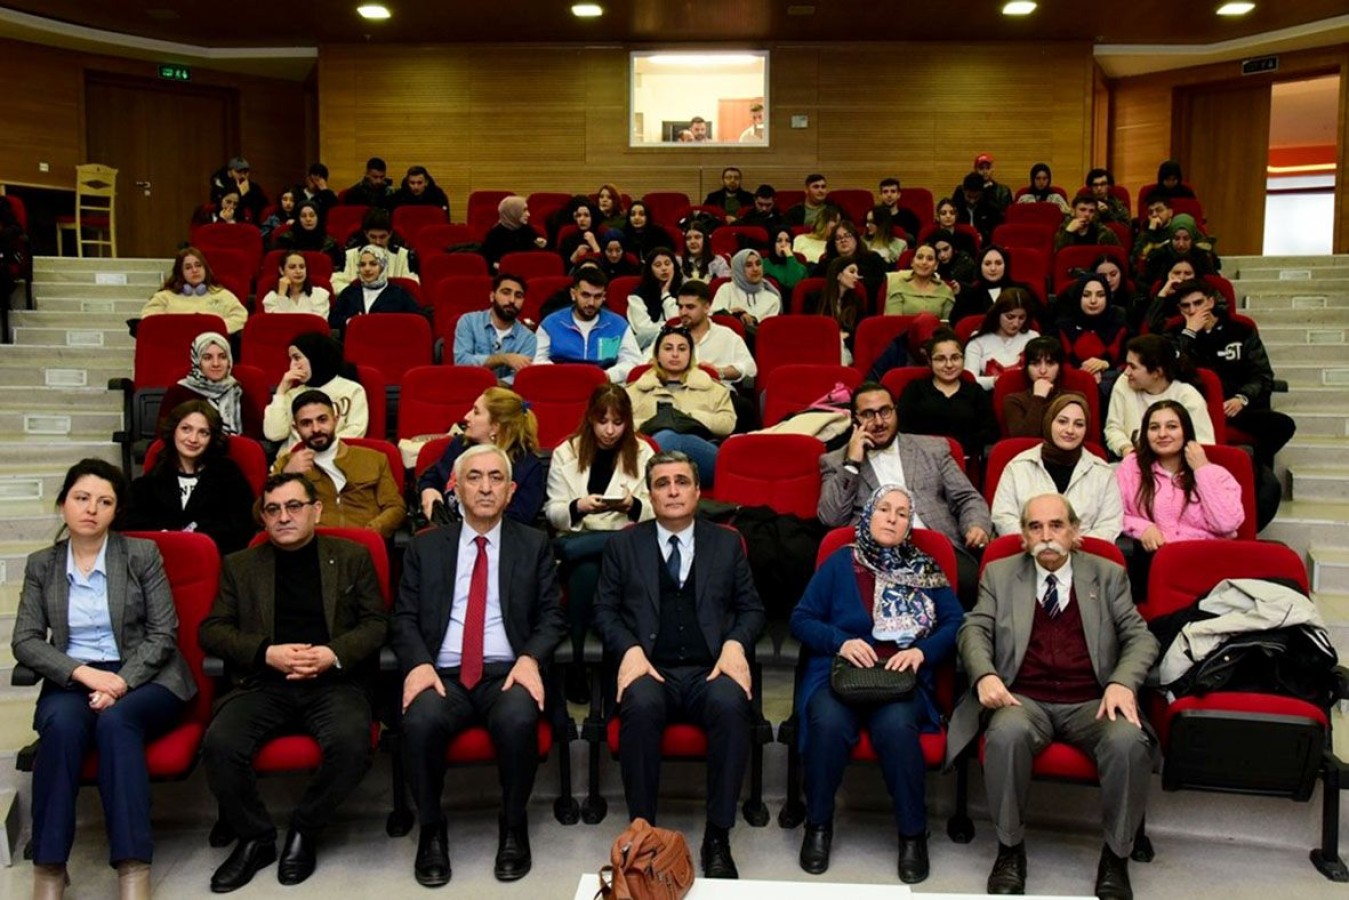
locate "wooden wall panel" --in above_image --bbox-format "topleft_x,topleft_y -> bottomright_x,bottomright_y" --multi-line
318,42 -> 1096,215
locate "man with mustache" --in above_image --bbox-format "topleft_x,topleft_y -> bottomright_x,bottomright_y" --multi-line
946,493 -> 1158,900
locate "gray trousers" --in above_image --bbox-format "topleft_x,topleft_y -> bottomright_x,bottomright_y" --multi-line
983,695 -> 1152,857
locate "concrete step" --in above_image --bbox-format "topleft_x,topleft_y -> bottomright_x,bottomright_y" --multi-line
1232,266 -> 1349,283
1314,591 -> 1349,658
32,282 -> 164,302
0,695 -> 38,756
0,439 -> 119,470
1240,290 -> 1349,310
29,269 -> 163,288
10,325 -> 135,349
1269,411 -> 1348,438
1257,324 -> 1348,344
1276,436 -> 1349,468
1311,549 -> 1349,595
0,463 -> 86,511
1264,362 -> 1349,388
1260,500 -> 1349,549
1264,343 -> 1349,364
0,512 -> 63,543
22,296 -> 149,316
33,256 -> 172,276
0,386 -> 123,414
1233,306 -> 1349,326
9,309 -> 140,330
1272,388 -> 1349,412
1288,466 -> 1349,503
0,410 -> 123,438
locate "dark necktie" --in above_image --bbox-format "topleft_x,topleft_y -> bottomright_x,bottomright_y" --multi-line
460,535 -> 488,689
1042,573 -> 1061,619
666,535 -> 683,588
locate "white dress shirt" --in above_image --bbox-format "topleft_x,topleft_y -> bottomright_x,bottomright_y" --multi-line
437,520 -> 515,668
1034,558 -> 1074,612
655,520 -> 694,587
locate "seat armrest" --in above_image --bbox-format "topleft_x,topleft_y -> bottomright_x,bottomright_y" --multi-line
203,655 -> 226,678
11,664 -> 38,687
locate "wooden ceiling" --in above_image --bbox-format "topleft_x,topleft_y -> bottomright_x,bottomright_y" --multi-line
4,0 -> 1347,47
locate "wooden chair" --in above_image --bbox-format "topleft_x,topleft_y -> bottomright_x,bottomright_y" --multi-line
56,163 -> 118,257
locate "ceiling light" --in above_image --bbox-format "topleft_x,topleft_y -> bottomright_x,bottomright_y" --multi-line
572,3 -> 603,16
1002,1 -> 1037,14
357,4 -> 391,19
1216,2 -> 1255,14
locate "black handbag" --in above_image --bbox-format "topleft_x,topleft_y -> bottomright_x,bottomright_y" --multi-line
829,656 -> 916,707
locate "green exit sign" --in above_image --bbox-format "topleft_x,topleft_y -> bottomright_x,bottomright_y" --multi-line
158,64 -> 191,82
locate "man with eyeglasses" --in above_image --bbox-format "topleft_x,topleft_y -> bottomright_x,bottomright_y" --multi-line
200,472 -> 388,891
1085,168 -> 1131,226
392,443 -> 566,886
818,382 -> 992,608
271,389 -> 405,538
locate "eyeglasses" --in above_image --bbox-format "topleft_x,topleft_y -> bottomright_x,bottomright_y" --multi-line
856,405 -> 896,423
261,499 -> 316,519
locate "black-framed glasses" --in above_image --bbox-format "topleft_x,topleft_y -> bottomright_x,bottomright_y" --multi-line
261,499 -> 316,519
856,405 -> 896,423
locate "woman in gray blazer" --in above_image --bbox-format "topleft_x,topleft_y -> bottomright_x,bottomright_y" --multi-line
13,459 -> 195,900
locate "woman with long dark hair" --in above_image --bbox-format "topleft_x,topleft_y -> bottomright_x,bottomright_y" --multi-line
625,247 -> 683,350
140,247 -> 247,334
963,289 -> 1039,390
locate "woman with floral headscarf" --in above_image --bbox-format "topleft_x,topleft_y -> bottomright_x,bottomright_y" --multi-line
790,484 -> 962,883
157,331 -> 260,437
328,243 -> 423,330
481,195 -> 548,269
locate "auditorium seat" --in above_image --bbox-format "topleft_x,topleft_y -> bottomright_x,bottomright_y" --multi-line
897,188 -> 935,228
991,366 -> 1101,439
852,315 -> 916,377
498,251 -> 564,279
711,225 -> 769,257
240,312 -> 330,384
710,433 -> 825,519
143,433 -> 269,495
1005,201 -> 1067,230
412,224 -> 480,261
420,253 -> 490,296
992,223 -> 1055,260
325,205 -> 369,244
391,205 -> 448,245
513,364 -> 609,448
191,222 -> 264,276
641,192 -> 692,227
825,189 -> 874,226
196,246 -> 255,311
1052,244 -> 1130,296
760,363 -> 862,427
755,315 -> 842,393
396,365 -> 497,440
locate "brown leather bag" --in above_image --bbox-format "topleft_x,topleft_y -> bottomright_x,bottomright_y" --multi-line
596,818 -> 695,900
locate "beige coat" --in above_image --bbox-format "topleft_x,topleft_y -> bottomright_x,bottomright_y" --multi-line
626,366 -> 736,438
990,444 -> 1124,541
545,437 -> 655,532
141,288 -> 248,334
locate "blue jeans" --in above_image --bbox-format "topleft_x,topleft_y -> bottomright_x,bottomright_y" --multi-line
650,430 -> 719,489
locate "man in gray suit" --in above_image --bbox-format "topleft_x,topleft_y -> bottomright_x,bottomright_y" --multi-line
818,381 -> 992,607
947,493 -> 1157,899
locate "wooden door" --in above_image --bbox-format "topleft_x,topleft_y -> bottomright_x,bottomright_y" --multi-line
85,75 -> 233,258
717,97 -> 763,145
1175,82 -> 1271,256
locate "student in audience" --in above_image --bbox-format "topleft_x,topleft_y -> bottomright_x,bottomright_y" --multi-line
297,162 -> 337,215
792,204 -> 842,265
703,167 -> 755,217
878,178 -> 923,242
814,219 -> 888,300
1142,213 -> 1217,288
991,393 -> 1122,540
964,290 -> 1040,390
559,198 -> 603,268
196,188 -> 241,226
263,331 -> 369,443
818,382 -> 992,608
950,246 -> 1031,325
1105,334 -> 1214,458
210,156 -> 267,224
949,173 -> 1003,244
623,201 -> 666,263
597,230 -> 640,279
272,390 -> 405,537
626,248 -> 683,350
712,248 -> 783,333
897,328 -> 997,461
416,386 -> 545,525
1152,159 -> 1196,200
595,184 -> 627,230
331,207 -> 417,294
676,281 -> 756,386
199,471 -> 386,892
626,324 -> 735,488
737,184 -> 787,238
159,331 -> 260,437
535,265 -> 642,382
261,251 -> 332,318
1093,254 -> 1142,325
864,204 -> 908,264
260,189 -> 297,245
480,196 -> 548,270
791,484 -> 962,882
1142,258 -> 1199,335
1054,192 -> 1122,253
328,244 -> 423,331
452,273 -> 536,384
967,152 -> 1014,212
546,383 -> 654,680
387,165 -> 449,211
1166,279 -> 1295,468
786,173 -> 830,228
141,247 -> 248,334
1016,163 -> 1069,213
1054,273 -> 1128,392
1002,336 -> 1068,438
274,201 -> 344,269
14,459 -> 194,900
680,223 -> 731,283
816,257 -> 867,363
762,227 -> 810,293
1133,192 -> 1177,275
124,400 -> 257,555
931,229 -> 978,296
1086,168 -> 1131,226
343,157 -> 394,207
884,243 -> 955,319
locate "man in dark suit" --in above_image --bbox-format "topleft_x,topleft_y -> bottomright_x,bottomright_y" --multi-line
947,493 -> 1158,899
200,472 -> 388,892
392,443 -> 566,887
593,450 -> 765,879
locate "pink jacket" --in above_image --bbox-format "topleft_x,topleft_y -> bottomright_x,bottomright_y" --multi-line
1116,459 -> 1244,542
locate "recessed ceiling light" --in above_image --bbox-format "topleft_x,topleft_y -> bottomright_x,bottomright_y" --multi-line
1216,2 -> 1255,14
572,3 -> 603,16
357,4 -> 391,19
1002,1 -> 1037,14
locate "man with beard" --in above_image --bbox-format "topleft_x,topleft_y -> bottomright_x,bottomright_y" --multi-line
453,273 -> 537,384
533,265 -> 643,383
817,382 -> 991,607
947,493 -> 1157,899
272,390 -> 405,538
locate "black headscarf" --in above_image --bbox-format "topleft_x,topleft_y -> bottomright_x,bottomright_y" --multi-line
1026,163 -> 1055,202
290,331 -> 352,388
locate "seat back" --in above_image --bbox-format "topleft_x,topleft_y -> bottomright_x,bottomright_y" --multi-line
825,189 -> 875,225
1141,539 -> 1306,622
1204,274 -> 1236,308
431,275 -> 494,347
761,364 -> 862,427
143,434 -> 268,496
711,434 -> 824,519
397,365 -> 497,439
525,192 -> 573,242
354,364 -> 387,440
325,205 -> 369,244
1004,246 -> 1049,308
1052,244 -> 1129,295
521,275 -> 572,326
711,226 -> 769,257
1193,368 -> 1229,445
852,315 -> 916,377
990,366 -> 1102,439
981,531 -> 1125,573
413,224 -> 481,260
341,436 -> 406,488
641,192 -> 692,226
498,251 -> 564,279
991,223 -> 1055,258
1004,202 -> 1066,229
240,313 -> 329,383
513,364 -> 609,448
467,191 -> 514,233
1171,197 -> 1206,227
776,189 -> 806,212
192,222 -> 264,276
343,313 -> 434,386
391,206 -> 448,245
421,253 -> 490,296
896,188 -> 935,227
134,314 -> 231,387
196,246 -> 254,309
1197,443 -> 1257,540
755,315 -> 842,391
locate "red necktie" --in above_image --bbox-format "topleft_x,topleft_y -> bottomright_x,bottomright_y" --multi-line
460,535 -> 488,689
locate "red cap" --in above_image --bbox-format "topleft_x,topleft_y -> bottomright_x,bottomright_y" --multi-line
975,153 -> 994,166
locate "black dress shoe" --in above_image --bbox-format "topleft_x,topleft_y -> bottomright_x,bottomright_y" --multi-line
1095,845 -> 1133,900
701,828 -> 739,879
210,838 -> 277,893
798,822 -> 832,875
277,828 -> 317,886
897,832 -> 929,884
987,841 -> 1027,895
494,819 -> 532,882
414,823 -> 451,888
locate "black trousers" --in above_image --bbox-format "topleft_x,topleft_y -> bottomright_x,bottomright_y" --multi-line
618,666 -> 752,830
954,543 -> 982,611
203,679 -> 374,842
1229,405 -> 1296,469
401,662 -> 540,828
